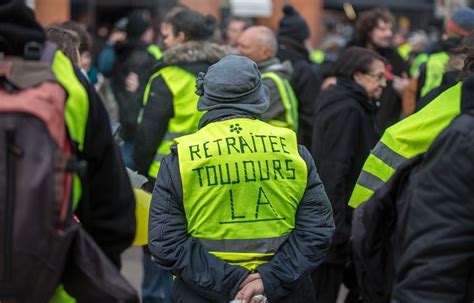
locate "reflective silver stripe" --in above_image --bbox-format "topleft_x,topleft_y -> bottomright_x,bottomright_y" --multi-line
198,235 -> 289,254
357,170 -> 385,192
163,132 -> 187,142
371,142 -> 407,169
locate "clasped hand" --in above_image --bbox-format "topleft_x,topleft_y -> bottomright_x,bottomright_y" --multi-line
233,273 -> 266,303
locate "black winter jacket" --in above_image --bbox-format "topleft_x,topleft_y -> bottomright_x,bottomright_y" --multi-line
277,36 -> 321,150
311,78 -> 380,264
134,41 -> 228,179
148,110 -> 334,303
74,66 -> 136,267
391,75 -> 474,303
375,47 -> 408,130
111,39 -> 157,141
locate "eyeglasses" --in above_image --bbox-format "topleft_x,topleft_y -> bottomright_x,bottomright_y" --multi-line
367,72 -> 387,84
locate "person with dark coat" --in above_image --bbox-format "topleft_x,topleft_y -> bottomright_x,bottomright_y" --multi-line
134,9 -> 228,303
391,62 -> 474,303
134,9 -> 227,183
311,47 -> 386,303
148,55 -> 334,303
354,9 -> 409,130
276,5 -> 321,150
0,2 -> 136,298
111,9 -> 158,169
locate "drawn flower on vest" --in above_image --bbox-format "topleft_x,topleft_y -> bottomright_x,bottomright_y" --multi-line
230,124 -> 243,134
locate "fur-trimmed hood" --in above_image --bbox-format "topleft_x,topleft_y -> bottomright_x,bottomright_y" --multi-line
163,41 -> 235,65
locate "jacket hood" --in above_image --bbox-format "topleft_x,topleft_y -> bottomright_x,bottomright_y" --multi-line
163,41 -> 232,66
277,36 -> 310,62
318,78 -> 374,113
258,58 -> 293,80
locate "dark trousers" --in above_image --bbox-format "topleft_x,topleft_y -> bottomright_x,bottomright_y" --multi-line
312,263 -> 363,303
312,264 -> 345,303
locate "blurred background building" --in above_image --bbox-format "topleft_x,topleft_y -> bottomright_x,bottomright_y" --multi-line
29,0 -> 473,48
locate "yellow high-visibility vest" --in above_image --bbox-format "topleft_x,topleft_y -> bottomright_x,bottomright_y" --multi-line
142,66 -> 204,178
420,52 -> 450,97
262,72 -> 298,132
176,118 -> 307,271
349,82 -> 462,208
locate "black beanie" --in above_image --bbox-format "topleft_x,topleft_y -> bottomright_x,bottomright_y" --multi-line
278,5 -> 310,43
126,10 -> 151,39
0,0 -> 46,58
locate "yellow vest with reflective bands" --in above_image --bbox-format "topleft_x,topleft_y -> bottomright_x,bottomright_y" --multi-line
349,82 -> 462,208
262,72 -> 298,132
420,52 -> 449,97
142,66 -> 204,178
176,118 -> 307,271
49,51 -> 90,303
397,43 -> 412,61
51,50 -> 89,209
147,44 -> 164,61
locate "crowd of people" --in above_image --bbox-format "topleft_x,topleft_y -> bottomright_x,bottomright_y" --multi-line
1,0 -> 474,302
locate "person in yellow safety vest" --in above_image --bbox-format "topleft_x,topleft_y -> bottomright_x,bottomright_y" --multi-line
134,8 -> 229,183
148,55 -> 334,303
237,26 -> 299,132
397,42 -> 412,62
0,1 -> 136,301
415,8 -> 474,100
134,8 -> 230,303
349,53 -> 474,209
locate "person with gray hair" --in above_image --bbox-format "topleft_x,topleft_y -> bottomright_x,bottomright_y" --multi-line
238,26 -> 299,133
147,55 -> 334,303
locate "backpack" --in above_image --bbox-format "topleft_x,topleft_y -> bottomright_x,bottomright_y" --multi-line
0,56 -> 138,302
351,154 -> 424,303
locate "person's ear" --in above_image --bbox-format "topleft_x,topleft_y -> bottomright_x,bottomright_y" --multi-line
353,71 -> 364,83
177,31 -> 186,43
261,47 -> 272,60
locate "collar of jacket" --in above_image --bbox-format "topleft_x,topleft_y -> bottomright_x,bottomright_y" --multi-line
163,41 -> 230,66
337,78 -> 376,112
257,57 -> 293,79
461,74 -> 474,114
198,108 -> 259,129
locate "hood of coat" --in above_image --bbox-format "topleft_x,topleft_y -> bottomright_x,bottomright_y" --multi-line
277,36 -> 310,63
318,78 -> 375,113
257,57 -> 293,80
163,41 -> 233,66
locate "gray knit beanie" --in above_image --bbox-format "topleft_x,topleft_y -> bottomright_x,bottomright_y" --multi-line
449,7 -> 474,36
196,55 -> 270,114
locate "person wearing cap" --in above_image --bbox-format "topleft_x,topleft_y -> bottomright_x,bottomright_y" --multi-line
0,0 -> 136,301
134,8 -> 229,303
237,25 -> 299,133
409,7 -> 474,107
276,4 -> 322,150
148,55 -> 334,303
110,9 -> 161,170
